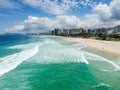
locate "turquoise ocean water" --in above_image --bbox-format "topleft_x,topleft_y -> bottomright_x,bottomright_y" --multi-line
0,34 -> 120,90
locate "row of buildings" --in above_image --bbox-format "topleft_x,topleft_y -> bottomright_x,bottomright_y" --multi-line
49,25 -> 120,36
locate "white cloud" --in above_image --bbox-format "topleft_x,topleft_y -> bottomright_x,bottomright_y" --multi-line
92,0 -> 120,21
7,25 -> 25,33
21,0 -> 78,15
5,0 -> 120,33
54,15 -> 81,28
93,3 -> 111,21
84,0 -> 120,28
110,0 -> 120,20
7,14 -> 120,33
79,0 -> 97,7
81,14 -> 101,29
6,15 -> 82,33
21,0 -> 98,15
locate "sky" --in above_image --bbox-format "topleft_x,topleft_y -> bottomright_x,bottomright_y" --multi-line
0,0 -> 120,34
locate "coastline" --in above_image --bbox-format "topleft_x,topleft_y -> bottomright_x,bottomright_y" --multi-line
49,35 -> 120,57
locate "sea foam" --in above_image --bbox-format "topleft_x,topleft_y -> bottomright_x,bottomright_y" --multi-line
8,43 -> 40,49
31,47 -> 89,64
82,51 -> 120,70
0,46 -> 39,77
92,83 -> 111,88
45,39 -> 89,64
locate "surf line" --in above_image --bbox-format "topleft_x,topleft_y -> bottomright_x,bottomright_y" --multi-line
103,58 -> 120,71
0,46 -> 39,77
93,53 -> 120,70
82,51 -> 120,70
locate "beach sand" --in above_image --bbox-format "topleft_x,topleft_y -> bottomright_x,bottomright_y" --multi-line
50,36 -> 120,57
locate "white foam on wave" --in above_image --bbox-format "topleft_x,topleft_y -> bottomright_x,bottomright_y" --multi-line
92,83 -> 111,88
64,43 -> 85,50
67,50 -> 88,63
31,47 -> 89,64
0,46 -> 39,77
44,38 -> 62,46
101,69 -> 119,72
82,51 -> 120,70
8,43 -> 40,49
80,53 -> 89,64
35,38 -> 89,64
42,38 -> 89,64
51,48 -> 89,64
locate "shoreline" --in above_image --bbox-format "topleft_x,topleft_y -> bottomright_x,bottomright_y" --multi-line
49,35 -> 120,57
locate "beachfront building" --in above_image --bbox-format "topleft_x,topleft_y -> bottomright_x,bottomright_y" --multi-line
50,28 -> 83,36
54,29 -> 59,35
49,30 -> 55,35
50,29 -> 64,35
107,28 -> 115,34
69,28 -> 83,35
106,25 -> 120,35
86,28 -> 107,35
54,29 -> 69,35
60,28 -> 83,36
95,28 -> 108,34
62,29 -> 69,35
87,29 -> 96,34
57,29 -> 63,35
49,25 -> 120,36
114,25 -> 120,34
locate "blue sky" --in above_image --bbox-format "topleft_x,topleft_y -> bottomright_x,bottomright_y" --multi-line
0,0 -> 120,33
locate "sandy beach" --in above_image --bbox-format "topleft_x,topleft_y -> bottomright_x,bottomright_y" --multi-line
51,36 -> 120,57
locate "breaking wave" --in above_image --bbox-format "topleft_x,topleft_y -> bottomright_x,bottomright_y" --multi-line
82,51 -> 120,70
92,83 -> 111,88
28,42 -> 89,64
8,43 -> 41,49
0,44 -> 39,77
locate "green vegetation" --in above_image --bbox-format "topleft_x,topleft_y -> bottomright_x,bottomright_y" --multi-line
58,33 -> 120,41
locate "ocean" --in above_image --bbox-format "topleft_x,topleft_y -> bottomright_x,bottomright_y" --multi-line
0,34 -> 120,90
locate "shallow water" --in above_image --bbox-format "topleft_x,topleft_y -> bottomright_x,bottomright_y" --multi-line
0,34 -> 120,90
